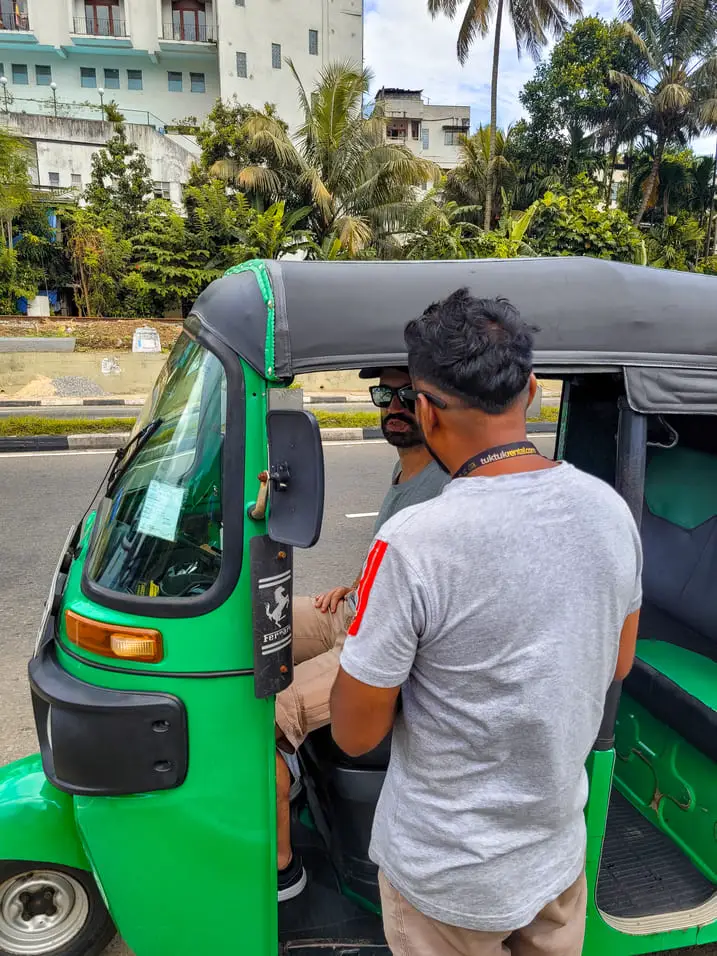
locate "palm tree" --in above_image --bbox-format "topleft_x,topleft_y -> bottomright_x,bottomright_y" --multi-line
239,61 -> 438,256
428,0 -> 582,231
617,0 -> 717,224
443,125 -> 517,225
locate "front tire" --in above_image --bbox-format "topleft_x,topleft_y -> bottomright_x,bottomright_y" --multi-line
0,862 -> 115,956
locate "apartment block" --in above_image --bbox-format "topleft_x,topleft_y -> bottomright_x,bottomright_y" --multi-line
375,87 -> 471,170
0,0 -> 363,129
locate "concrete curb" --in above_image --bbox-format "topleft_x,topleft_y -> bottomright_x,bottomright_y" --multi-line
0,421 -> 556,454
0,398 -> 146,408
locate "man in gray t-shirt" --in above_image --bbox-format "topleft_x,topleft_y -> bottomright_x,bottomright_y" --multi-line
332,291 -> 642,956
275,365 -> 448,902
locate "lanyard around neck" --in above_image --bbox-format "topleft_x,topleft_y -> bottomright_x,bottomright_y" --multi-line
452,442 -> 541,480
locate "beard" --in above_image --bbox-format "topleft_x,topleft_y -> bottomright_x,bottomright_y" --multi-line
381,412 -> 423,448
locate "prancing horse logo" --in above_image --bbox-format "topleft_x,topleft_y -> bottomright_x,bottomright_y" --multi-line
265,585 -> 290,627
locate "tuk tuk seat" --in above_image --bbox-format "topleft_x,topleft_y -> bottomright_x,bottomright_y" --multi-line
624,444 -> 717,761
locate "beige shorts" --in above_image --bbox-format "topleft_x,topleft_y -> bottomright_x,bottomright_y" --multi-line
275,596 -> 355,751
378,870 -> 587,956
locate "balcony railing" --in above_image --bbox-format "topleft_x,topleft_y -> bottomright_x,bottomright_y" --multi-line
72,16 -> 129,37
0,12 -> 30,30
162,21 -> 215,42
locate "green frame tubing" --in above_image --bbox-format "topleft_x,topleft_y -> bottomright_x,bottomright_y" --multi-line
0,261 -> 716,955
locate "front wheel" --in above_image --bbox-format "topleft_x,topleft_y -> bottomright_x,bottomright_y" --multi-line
0,862 -> 115,956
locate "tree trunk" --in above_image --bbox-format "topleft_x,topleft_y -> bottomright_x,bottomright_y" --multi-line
604,143 -> 618,207
634,142 -> 663,225
483,0 -> 503,232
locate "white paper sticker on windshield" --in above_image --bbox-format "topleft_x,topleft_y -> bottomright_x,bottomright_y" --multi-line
138,480 -> 186,542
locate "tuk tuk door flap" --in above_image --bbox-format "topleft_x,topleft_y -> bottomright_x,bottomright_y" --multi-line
251,535 -> 294,698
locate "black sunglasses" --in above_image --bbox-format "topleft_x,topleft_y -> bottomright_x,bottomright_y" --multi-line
369,385 -> 448,412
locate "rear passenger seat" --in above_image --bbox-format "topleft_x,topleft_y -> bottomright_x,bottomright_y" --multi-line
624,444 -> 717,760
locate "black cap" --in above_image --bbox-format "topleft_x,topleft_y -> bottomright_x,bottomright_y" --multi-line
358,365 -> 409,379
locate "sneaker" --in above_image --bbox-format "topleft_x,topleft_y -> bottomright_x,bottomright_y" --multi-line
278,854 -> 307,902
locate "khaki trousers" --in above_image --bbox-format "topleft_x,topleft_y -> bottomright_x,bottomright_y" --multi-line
275,596 -> 355,751
379,871 -> 587,956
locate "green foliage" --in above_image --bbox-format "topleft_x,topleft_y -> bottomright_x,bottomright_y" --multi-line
83,120 -> 153,235
240,61 -> 438,254
65,207 -> 132,317
527,176 -> 646,262
0,127 -> 32,249
646,214 -> 704,270
124,199 -> 216,316
0,246 -> 37,312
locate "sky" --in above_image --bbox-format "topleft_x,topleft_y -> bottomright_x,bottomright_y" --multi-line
363,0 -> 717,157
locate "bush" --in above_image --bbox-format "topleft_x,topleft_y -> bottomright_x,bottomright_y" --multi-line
528,177 -> 646,264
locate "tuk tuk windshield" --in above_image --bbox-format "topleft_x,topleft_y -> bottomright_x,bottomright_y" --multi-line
86,333 -> 226,600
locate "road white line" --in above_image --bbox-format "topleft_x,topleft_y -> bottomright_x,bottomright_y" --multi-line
346,511 -> 380,519
0,449 -> 116,460
323,440 -> 384,448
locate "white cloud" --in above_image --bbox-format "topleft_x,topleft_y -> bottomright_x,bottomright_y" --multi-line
364,0 -> 616,129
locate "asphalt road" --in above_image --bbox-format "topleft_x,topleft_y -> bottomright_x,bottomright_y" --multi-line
0,436 -> 707,956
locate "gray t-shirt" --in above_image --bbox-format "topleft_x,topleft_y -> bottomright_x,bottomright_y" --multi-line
345,461 -> 449,613
341,463 -> 643,932
374,460 -> 450,534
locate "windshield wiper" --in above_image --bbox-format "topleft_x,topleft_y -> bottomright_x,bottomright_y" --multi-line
106,417 -> 163,495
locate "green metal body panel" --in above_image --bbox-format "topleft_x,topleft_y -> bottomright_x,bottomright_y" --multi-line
60,363 -> 279,956
615,691 -> 717,882
0,754 -> 90,872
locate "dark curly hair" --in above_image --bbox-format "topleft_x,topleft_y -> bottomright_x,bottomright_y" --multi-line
405,288 -> 536,415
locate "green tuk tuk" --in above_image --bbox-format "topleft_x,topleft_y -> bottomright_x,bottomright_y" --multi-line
1,257 -> 717,956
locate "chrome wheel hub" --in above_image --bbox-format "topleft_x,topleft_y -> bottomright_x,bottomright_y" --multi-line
0,870 -> 89,954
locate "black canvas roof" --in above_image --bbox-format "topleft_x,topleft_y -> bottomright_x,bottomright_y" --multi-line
190,258 -> 717,384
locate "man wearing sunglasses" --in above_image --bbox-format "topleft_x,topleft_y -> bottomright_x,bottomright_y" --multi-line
275,365 -> 449,902
332,290 -> 642,955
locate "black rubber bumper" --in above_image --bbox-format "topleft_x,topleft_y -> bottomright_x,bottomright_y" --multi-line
29,642 -> 188,797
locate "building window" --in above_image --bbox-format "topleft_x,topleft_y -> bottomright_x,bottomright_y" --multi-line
80,67 -> 97,89
309,29 -> 318,55
190,71 -> 205,93
127,69 -> 142,90
444,130 -> 461,146
11,63 -> 28,85
171,0 -> 207,42
168,71 -> 183,92
48,172 -> 60,187
72,174 -> 82,187
83,1 -> 123,37
411,121 -> 420,139
153,181 -> 171,200
235,0 -> 245,5
35,65 -> 52,86
421,127 -> 430,150
236,51 -> 247,77
271,42 -> 281,69
104,67 -> 120,89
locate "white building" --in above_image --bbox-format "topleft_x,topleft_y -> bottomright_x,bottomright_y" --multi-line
6,111 -> 199,204
375,88 -> 471,171
0,0 -> 363,131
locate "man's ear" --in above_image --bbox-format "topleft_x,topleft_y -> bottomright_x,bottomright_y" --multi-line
527,373 -> 538,407
415,393 -> 436,436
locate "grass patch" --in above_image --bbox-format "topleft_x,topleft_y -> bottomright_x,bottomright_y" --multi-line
311,410 -> 380,429
0,416 -> 134,437
529,404 -> 559,423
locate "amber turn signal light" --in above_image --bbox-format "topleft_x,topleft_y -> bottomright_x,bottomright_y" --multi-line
65,610 -> 163,664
